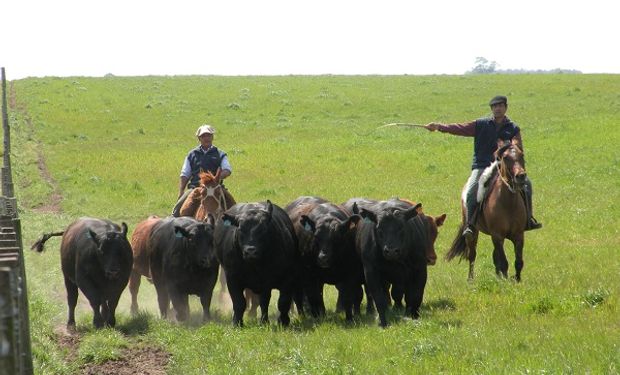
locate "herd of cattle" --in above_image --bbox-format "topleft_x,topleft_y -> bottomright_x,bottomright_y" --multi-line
31,196 -> 447,329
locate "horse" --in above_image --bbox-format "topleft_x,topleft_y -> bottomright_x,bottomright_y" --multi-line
179,169 -> 232,220
446,141 -> 528,282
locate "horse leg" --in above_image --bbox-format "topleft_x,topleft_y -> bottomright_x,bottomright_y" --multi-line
128,269 -> 141,315
513,235 -> 525,282
492,237 -> 508,278
466,231 -> 479,281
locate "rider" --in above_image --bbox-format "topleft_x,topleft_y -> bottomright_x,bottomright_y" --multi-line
171,124 -> 235,217
424,95 -> 542,240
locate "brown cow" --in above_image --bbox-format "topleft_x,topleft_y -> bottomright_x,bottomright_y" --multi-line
128,215 -> 162,315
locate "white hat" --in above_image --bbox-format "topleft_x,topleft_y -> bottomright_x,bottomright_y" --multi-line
196,124 -> 215,137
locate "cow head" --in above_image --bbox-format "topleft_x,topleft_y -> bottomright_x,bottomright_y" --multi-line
222,201 -> 274,263
88,222 -> 130,280
361,204 -> 420,261
174,214 -> 217,268
302,214 -> 361,268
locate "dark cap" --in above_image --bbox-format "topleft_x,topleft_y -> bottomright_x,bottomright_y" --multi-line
489,95 -> 508,106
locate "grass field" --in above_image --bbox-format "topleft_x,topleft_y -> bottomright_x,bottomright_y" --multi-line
8,74 -> 620,374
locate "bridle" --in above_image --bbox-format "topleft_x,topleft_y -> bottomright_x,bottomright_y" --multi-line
200,183 -> 227,216
496,144 -> 524,194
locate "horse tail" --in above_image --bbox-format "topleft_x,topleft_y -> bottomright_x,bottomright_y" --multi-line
445,223 -> 467,261
30,231 -> 64,252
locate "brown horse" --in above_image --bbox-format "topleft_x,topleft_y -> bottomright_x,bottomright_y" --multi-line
447,142 -> 528,281
179,169 -> 235,220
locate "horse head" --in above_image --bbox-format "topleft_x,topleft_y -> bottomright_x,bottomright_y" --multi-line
195,168 -> 225,220
496,142 -> 526,191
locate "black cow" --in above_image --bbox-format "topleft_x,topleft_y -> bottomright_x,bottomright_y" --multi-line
31,217 -> 133,329
286,196 -> 363,321
215,200 -> 302,327
148,215 -> 218,322
345,198 -> 428,327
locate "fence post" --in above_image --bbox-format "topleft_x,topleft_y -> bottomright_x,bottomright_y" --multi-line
0,67 -> 34,375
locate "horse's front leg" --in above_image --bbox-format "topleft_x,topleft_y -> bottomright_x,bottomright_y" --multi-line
492,236 -> 508,278
466,230 -> 479,281
512,234 -> 525,282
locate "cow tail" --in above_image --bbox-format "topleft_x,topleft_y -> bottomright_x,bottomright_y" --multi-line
30,231 -> 64,252
445,223 -> 467,261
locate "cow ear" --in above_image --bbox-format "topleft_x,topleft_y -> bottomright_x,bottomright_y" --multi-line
121,222 -> 128,238
300,215 -> 315,232
404,204 -> 421,221
222,213 -> 239,227
87,228 -> 100,246
174,226 -> 190,238
341,215 -> 362,233
435,213 -> 447,227
360,208 -> 377,223
351,202 -> 360,215
266,200 -> 274,217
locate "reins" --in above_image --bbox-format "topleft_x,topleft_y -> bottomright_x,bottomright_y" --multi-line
496,159 -> 516,193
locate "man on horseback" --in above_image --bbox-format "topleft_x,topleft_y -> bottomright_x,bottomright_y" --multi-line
172,124 -> 235,217
424,95 -> 542,240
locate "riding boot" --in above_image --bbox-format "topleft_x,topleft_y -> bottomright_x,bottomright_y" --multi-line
523,181 -> 542,231
462,169 -> 483,240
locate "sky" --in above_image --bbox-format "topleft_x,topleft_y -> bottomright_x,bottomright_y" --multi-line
2,0 -> 619,80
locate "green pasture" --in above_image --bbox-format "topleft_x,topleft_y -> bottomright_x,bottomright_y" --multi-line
8,74 -> 620,374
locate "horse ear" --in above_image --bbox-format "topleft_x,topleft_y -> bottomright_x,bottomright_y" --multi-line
214,168 -> 221,182
435,214 -> 447,227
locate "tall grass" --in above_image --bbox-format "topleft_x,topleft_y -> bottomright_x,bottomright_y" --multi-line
10,74 -> 620,374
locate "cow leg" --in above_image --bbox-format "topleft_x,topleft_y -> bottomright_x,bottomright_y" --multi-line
64,278 -> 79,330
364,283 -> 375,315
170,291 -> 190,322
492,236 -> 508,278
277,289 -> 293,327
259,290 -> 272,325
200,272 -> 218,321
364,269 -> 389,327
405,266 -> 427,320
512,235 -> 525,282
153,280 -> 170,319
128,269 -> 142,315
466,230 -> 479,281
305,281 -> 324,318
227,279 -> 246,326
105,292 -> 122,327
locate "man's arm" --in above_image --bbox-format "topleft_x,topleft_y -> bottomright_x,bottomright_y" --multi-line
178,176 -> 189,199
220,154 -> 232,180
425,121 -> 476,136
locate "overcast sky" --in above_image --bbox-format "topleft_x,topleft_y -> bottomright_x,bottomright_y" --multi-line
2,0 -> 619,79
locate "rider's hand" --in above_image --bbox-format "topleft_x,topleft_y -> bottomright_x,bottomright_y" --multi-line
425,123 -> 441,132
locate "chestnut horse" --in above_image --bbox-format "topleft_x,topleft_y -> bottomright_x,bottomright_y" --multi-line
446,142 -> 528,281
179,169 -> 233,220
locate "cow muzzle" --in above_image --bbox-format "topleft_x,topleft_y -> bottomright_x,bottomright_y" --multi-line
382,246 -> 401,261
242,246 -> 260,261
317,251 -> 331,268
105,268 -> 121,280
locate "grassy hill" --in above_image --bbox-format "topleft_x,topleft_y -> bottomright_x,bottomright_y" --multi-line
9,74 -> 620,374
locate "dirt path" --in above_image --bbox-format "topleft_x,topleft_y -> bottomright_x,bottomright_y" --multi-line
9,81 -> 62,213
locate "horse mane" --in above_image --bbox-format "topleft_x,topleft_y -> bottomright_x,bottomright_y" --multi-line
199,170 -> 219,186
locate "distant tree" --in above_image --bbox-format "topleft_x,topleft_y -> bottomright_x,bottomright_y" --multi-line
467,57 -> 498,74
